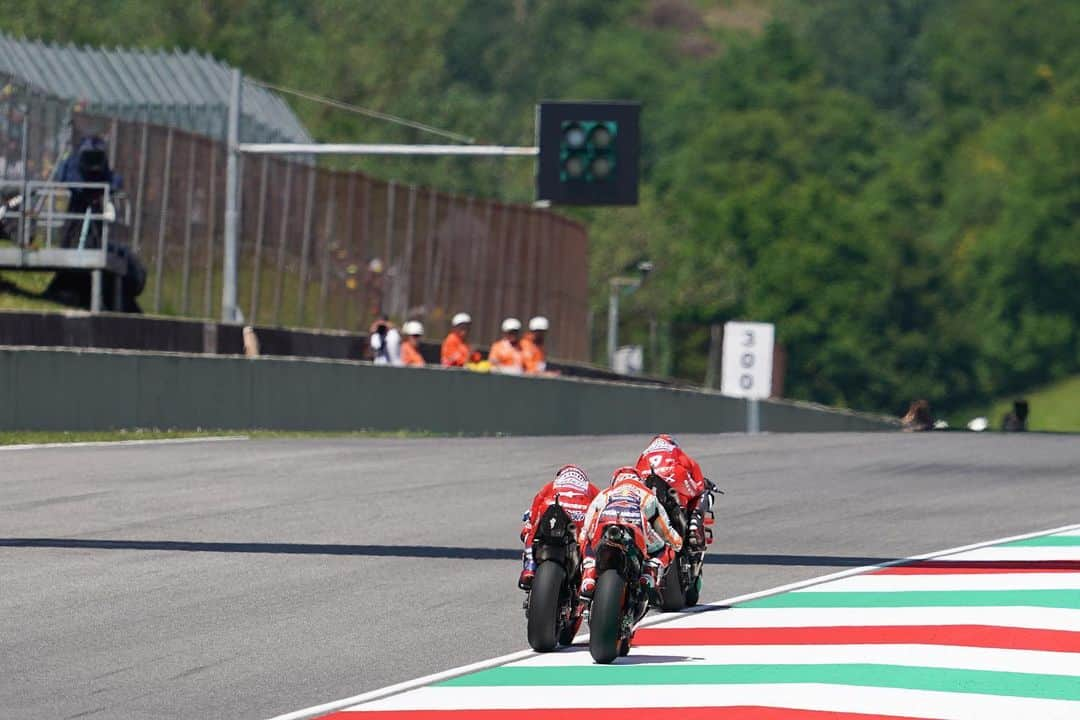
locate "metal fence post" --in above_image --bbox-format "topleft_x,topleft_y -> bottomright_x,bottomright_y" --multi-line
17,113 -> 30,247
131,120 -> 149,253
317,173 -> 336,329
221,67 -> 242,323
472,199 -> 491,327
423,188 -> 437,314
383,180 -> 396,316
272,162 -> 293,325
296,165 -> 316,323
342,173 -> 356,330
202,144 -> 219,318
153,127 -> 174,313
180,138 -> 197,314
249,155 -> 269,323
401,184 -> 417,318
492,202 -> 508,334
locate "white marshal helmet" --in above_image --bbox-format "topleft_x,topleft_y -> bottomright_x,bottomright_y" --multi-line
402,320 -> 424,336
528,316 -> 549,331
451,312 -> 472,327
501,317 -> 522,333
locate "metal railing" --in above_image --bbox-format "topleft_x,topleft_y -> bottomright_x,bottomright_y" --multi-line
0,179 -> 129,311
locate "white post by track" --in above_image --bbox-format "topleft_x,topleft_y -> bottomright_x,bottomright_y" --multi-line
221,68 -> 242,323
720,321 -> 775,434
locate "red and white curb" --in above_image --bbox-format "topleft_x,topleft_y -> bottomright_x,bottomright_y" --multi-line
267,522 -> 1080,720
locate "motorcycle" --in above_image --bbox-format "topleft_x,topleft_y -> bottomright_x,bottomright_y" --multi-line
586,523 -> 651,664
524,497 -> 584,652
644,472 -> 718,611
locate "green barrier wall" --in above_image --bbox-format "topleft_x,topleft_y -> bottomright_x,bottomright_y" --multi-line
0,347 -> 896,434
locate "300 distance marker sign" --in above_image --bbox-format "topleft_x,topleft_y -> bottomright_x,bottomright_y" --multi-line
720,321 -> 774,399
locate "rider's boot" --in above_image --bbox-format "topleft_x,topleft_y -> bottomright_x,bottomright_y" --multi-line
518,557 -> 536,591
688,510 -> 708,550
579,562 -> 597,600
642,557 -> 664,605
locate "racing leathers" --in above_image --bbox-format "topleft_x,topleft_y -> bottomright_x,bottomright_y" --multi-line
518,465 -> 599,590
634,434 -> 713,550
579,467 -> 682,599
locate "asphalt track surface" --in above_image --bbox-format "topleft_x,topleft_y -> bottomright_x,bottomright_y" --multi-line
1,432 -> 1078,720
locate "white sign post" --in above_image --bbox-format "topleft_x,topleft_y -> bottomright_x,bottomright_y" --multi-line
720,321 -> 775,433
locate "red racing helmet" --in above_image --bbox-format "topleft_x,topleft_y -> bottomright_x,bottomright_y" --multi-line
610,466 -> 642,487
554,464 -> 590,487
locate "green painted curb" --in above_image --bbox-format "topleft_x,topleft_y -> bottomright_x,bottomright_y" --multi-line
1004,536 -> 1080,547
738,589 -> 1080,609
439,663 -> 1080,701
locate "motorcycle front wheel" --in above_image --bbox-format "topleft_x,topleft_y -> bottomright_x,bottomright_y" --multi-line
659,565 -> 686,612
589,569 -> 627,664
685,572 -> 702,607
527,561 -> 565,652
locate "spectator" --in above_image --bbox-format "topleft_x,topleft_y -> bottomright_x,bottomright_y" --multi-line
441,312 -> 472,367
901,399 -> 933,432
369,315 -> 402,366
242,325 -> 260,357
521,315 -> 552,374
400,320 -> 426,367
1002,399 -> 1029,432
489,317 -> 525,374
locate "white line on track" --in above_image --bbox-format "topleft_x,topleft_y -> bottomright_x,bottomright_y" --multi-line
0,435 -> 249,452
263,521 -> 1080,720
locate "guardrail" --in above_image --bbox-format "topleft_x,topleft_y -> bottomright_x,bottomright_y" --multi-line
0,346 -> 898,434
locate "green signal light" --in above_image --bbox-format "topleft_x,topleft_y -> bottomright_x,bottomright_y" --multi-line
559,120 -> 619,183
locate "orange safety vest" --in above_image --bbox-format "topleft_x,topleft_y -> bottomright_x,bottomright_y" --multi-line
488,338 -> 524,373
520,335 -> 546,373
441,333 -> 470,367
401,341 -> 425,367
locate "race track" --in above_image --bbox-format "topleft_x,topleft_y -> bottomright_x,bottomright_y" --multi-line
1,432 -> 1077,719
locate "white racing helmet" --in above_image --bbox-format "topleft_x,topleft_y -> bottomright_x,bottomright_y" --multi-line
501,317 -> 522,333
402,320 -> 424,337
451,312 -> 472,327
528,316 -> 549,331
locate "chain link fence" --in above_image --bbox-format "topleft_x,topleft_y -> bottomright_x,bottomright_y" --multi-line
2,79 -> 590,360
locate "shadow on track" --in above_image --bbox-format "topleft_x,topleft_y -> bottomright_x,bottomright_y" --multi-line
0,538 -> 898,566
704,553 -> 899,567
0,538 -> 519,560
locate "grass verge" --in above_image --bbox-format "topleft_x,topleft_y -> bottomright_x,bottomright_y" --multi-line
0,268 -> 66,312
951,375 -> 1080,432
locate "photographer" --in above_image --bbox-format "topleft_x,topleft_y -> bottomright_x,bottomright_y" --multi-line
368,315 -> 402,366
44,135 -> 145,312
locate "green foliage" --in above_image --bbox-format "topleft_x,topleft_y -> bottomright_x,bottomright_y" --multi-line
954,374 -> 1080,433
4,0 -> 1078,413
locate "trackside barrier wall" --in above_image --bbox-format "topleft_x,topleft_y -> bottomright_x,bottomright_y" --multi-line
0,347 -> 896,434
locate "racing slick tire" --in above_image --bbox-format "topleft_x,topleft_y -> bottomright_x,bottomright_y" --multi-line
589,570 -> 626,664
685,574 -> 702,607
527,561 -> 565,652
559,610 -> 582,646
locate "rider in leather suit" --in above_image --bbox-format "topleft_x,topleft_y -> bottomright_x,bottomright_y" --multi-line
518,464 -> 599,590
579,466 -> 682,601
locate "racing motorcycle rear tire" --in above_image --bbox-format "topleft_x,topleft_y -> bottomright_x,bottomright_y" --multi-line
527,561 -> 565,653
589,570 -> 626,664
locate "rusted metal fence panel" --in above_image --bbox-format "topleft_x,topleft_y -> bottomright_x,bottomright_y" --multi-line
9,103 -> 589,360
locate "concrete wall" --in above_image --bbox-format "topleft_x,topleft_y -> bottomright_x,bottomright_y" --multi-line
0,347 -> 897,434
